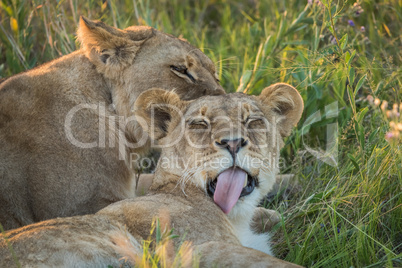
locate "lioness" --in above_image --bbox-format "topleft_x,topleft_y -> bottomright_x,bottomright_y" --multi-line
0,83 -> 303,267
0,16 -> 224,230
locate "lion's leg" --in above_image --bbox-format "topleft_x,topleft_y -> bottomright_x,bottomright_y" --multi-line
251,207 -> 281,234
0,209 -> 34,231
196,241 -> 302,267
0,175 -> 35,230
135,174 -> 154,196
0,215 -> 139,267
250,174 -> 298,233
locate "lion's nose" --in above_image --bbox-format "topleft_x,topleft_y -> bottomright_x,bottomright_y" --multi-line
215,138 -> 248,155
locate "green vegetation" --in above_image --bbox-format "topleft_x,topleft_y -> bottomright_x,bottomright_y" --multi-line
1,0 -> 401,267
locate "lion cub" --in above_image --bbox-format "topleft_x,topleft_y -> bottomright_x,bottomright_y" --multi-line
0,84 -> 303,267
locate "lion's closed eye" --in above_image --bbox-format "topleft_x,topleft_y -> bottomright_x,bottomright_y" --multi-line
170,65 -> 196,83
245,117 -> 266,129
188,119 -> 210,130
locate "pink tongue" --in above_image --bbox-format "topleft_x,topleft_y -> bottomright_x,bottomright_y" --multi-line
213,168 -> 247,214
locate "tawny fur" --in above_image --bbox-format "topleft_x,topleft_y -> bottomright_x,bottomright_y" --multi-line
0,17 -> 224,230
0,84 -> 303,267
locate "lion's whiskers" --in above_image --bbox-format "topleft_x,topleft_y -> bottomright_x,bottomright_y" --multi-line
176,165 -> 204,196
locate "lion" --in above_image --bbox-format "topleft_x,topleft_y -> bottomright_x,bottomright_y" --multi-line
0,16 -> 225,230
0,83 -> 304,267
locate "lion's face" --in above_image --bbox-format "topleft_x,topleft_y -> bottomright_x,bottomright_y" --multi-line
77,17 -> 225,118
135,84 -> 303,219
124,31 -> 224,101
179,94 -> 282,218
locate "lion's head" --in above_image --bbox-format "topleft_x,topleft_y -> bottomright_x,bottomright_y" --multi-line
77,17 -> 225,118
134,83 -> 303,220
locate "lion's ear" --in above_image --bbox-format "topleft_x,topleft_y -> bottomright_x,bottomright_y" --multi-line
258,83 -> 304,137
134,88 -> 188,140
77,16 -> 153,71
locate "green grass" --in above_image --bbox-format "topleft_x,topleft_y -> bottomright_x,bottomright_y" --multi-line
1,0 -> 401,267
